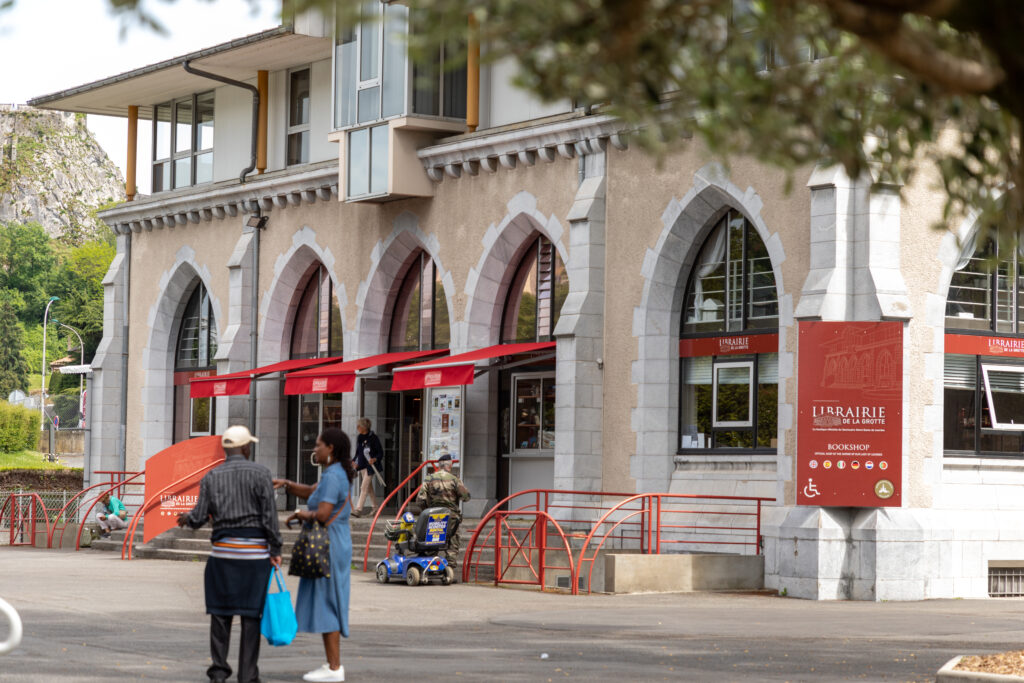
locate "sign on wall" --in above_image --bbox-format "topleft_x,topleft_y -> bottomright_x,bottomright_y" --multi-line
425,386 -> 464,467
797,321 -> 903,507
142,435 -> 224,542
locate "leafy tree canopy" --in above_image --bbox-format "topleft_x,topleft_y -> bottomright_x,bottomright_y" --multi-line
0,222 -> 55,322
14,0 -> 1023,243
0,293 -> 30,398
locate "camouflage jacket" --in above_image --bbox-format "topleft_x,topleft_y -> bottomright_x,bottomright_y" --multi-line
417,469 -> 470,512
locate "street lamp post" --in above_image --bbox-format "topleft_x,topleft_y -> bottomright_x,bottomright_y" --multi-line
53,320 -> 84,426
40,296 -> 59,431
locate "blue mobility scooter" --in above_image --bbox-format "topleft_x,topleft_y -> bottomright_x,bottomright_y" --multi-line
376,507 -> 456,586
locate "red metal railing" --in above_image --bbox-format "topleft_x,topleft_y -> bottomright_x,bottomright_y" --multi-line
484,511 -> 575,589
1,493 -> 49,546
73,473 -> 146,550
572,493 -> 772,594
48,472 -> 143,549
360,459 -> 443,571
462,489 -> 773,593
120,459 -> 224,559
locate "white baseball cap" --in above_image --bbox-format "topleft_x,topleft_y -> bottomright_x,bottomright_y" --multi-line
222,425 -> 259,448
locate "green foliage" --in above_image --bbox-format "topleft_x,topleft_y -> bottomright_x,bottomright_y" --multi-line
0,401 -> 39,453
0,449 -> 67,471
21,322 -> 65,392
0,293 -> 30,397
0,222 -> 56,323
52,394 -> 81,426
52,238 -> 115,358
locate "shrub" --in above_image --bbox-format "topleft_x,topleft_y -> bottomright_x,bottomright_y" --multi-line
0,402 -> 40,453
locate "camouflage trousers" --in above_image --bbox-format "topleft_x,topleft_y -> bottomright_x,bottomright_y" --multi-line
444,514 -> 462,569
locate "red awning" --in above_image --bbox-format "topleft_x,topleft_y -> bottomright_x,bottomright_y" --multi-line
391,341 -> 556,391
189,356 -> 342,398
283,349 -> 449,395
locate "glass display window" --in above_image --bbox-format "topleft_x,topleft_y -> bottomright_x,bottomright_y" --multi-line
511,373 -> 555,453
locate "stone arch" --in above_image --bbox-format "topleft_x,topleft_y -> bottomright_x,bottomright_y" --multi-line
463,191 -> 568,350
352,211 -> 455,357
139,246 -> 220,463
259,226 -> 347,365
630,163 -> 791,493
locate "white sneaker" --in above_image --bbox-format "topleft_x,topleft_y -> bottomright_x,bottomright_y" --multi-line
303,663 -> 345,682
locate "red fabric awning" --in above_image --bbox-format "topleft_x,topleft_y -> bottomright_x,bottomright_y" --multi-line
189,356 -> 342,398
283,349 -> 449,395
391,341 -> 556,391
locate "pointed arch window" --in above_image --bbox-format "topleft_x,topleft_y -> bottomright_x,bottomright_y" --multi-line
174,283 -> 218,442
944,233 -> 1024,455
501,236 -> 568,343
679,210 -> 778,452
290,264 -> 344,359
389,251 -> 450,352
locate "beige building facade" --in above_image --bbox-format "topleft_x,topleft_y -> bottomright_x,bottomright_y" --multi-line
30,14 -> 1024,601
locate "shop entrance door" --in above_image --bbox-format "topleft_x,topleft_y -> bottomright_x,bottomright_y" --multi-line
373,388 -> 423,510
286,393 -> 342,508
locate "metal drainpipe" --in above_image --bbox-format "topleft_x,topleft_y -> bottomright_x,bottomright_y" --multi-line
119,231 -> 131,471
182,60 -> 258,183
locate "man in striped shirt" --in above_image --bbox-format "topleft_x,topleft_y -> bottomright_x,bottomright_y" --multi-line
178,425 -> 282,683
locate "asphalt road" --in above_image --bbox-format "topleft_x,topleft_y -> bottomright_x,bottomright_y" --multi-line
2,548 -> 1023,682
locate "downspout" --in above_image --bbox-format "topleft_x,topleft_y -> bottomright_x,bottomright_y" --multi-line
466,15 -> 480,132
182,60 -> 259,183
119,232 -> 131,471
182,60 -> 263,450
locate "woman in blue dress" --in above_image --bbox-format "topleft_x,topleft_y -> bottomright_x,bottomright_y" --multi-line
274,427 -> 354,682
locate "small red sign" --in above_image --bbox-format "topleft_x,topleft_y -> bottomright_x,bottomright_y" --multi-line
143,435 -> 225,543
679,333 -> 778,358
798,321 -> 903,507
424,370 -> 443,386
945,333 -> 1024,358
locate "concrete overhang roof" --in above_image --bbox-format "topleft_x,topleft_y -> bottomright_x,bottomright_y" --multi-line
28,26 -> 331,118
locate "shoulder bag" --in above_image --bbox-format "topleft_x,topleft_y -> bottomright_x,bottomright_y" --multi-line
288,504 -> 345,579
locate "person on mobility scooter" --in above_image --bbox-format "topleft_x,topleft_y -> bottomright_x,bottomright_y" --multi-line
376,508 -> 457,586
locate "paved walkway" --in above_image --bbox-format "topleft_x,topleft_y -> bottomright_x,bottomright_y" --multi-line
2,548 -> 1023,681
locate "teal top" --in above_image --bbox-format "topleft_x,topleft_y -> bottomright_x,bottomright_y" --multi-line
106,496 -> 127,518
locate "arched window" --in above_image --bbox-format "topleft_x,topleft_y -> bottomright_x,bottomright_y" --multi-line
389,251 -> 449,352
945,234 -> 1024,455
290,264 -> 344,359
501,236 -> 568,343
678,210 -> 778,451
174,283 -> 218,442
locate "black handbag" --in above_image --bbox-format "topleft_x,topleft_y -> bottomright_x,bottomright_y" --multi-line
288,507 -> 344,579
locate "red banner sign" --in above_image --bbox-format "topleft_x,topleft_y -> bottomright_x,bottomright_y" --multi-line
797,321 -> 903,507
143,435 -> 225,543
945,333 -> 1024,358
679,333 -> 778,358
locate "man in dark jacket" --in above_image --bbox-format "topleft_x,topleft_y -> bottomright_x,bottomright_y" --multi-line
417,452 -> 470,570
352,417 -> 384,517
177,425 -> 282,683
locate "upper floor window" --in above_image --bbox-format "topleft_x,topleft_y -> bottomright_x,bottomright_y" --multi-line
176,283 -> 218,371
334,2 -> 466,130
679,210 -> 778,452
153,91 -> 214,192
347,123 -> 388,198
291,264 -> 344,359
389,251 -> 449,352
682,210 -> 778,335
287,67 -> 311,166
946,235 -> 1024,333
501,236 -> 568,343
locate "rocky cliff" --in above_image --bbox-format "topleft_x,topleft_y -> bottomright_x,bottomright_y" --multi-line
0,104 -> 124,242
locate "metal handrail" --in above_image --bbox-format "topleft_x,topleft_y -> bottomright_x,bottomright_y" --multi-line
120,458 -> 224,559
360,459 -> 443,571
487,511 -> 575,590
572,493 -> 774,595
73,474 -> 146,551
1,493 -> 50,547
48,472 -> 142,548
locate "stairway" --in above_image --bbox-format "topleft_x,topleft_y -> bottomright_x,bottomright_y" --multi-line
88,512 -> 486,575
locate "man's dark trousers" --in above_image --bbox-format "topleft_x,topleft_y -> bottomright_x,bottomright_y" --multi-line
208,614 -> 261,682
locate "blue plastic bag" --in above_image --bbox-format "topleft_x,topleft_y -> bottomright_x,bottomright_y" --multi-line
261,567 -> 297,646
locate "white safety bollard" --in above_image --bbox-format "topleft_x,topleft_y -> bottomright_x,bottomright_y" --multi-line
0,597 -> 23,654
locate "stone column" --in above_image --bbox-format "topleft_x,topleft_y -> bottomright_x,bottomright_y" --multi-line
88,236 -> 129,479
214,230 -> 254,432
553,170 -> 606,495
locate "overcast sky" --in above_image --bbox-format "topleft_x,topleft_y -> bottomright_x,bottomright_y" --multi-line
0,0 -> 279,194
